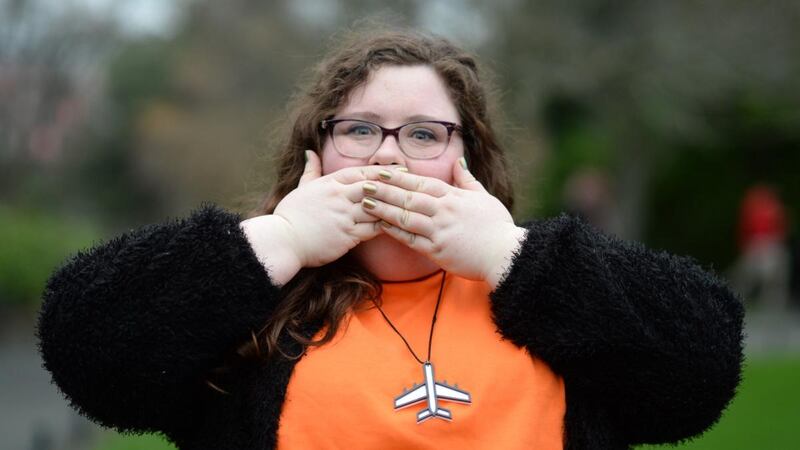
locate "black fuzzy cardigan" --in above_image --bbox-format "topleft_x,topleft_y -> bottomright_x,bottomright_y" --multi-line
36,204 -> 744,449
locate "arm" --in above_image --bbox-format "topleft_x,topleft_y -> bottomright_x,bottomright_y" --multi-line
36,203 -> 286,434
489,214 -> 744,445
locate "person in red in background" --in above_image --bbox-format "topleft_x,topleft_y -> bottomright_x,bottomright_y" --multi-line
738,184 -> 788,250
733,184 -> 791,309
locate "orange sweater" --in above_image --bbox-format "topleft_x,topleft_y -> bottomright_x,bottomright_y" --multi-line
278,270 -> 565,449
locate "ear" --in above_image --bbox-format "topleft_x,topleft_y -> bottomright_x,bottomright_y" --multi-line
453,156 -> 487,193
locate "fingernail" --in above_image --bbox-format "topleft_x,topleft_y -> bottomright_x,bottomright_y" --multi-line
379,169 -> 392,180
397,167 -> 409,173
304,150 -> 312,162
362,182 -> 378,195
380,220 -> 392,229
458,157 -> 468,170
362,197 -> 377,209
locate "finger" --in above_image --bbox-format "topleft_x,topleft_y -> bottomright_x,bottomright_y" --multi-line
349,202 -> 381,223
452,156 -> 487,193
361,197 -> 435,238
350,221 -> 384,242
377,220 -> 434,253
341,180 -> 372,203
298,150 -> 322,187
340,179 -> 438,213
325,166 -> 393,203
368,168 -> 449,198
365,181 -> 437,217
330,165 -> 405,185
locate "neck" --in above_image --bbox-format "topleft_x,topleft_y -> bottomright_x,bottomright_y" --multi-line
351,235 -> 440,281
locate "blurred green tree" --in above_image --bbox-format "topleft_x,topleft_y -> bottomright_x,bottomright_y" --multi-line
484,0 -> 800,268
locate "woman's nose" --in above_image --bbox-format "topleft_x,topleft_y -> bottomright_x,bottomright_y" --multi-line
369,134 -> 406,166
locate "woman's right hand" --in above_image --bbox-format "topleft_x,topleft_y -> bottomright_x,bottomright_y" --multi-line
241,150 -> 383,285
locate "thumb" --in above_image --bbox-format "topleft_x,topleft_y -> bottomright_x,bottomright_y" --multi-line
453,156 -> 486,192
298,150 -> 322,186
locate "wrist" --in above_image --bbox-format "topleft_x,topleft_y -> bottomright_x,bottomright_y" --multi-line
240,215 -> 304,287
486,224 -> 528,290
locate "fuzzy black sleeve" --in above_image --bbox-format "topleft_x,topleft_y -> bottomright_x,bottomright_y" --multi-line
490,214 -> 744,446
36,203 -> 282,434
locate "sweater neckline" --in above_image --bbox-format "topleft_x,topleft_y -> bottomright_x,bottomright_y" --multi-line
376,269 -> 449,310
378,268 -> 445,284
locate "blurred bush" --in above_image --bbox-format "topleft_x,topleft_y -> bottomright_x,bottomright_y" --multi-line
646,94 -> 800,267
0,205 -> 98,307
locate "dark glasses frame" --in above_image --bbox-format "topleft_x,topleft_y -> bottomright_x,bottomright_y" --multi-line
320,118 -> 464,159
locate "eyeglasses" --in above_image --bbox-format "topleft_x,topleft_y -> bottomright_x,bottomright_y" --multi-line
320,119 -> 463,159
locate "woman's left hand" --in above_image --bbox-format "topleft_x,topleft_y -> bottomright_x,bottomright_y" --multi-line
360,158 -> 528,289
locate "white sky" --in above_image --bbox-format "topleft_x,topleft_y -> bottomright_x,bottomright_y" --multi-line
30,0 -> 496,44
44,0 -> 182,36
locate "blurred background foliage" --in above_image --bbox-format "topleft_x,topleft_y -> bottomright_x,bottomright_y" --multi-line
3,0 -> 800,291
1,0 -> 799,449
2,0 -> 798,294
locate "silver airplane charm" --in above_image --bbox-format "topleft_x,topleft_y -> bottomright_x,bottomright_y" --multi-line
394,362 -> 472,423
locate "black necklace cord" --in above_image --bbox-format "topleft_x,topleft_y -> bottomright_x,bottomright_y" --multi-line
426,270 -> 446,362
371,270 -> 447,365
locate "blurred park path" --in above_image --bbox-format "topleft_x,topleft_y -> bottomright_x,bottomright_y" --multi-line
0,313 -> 96,450
743,308 -> 800,355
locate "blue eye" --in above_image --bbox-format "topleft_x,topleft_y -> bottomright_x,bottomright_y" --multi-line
409,129 -> 438,142
346,125 -> 377,136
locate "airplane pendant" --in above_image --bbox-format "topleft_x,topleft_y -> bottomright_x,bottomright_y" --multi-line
394,362 -> 472,423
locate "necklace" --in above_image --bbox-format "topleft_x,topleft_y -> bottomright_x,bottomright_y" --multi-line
371,270 -> 472,423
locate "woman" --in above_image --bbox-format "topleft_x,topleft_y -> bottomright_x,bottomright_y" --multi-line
37,28 -> 744,449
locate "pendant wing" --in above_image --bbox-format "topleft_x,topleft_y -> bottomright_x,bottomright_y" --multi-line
434,383 -> 471,404
394,384 -> 427,410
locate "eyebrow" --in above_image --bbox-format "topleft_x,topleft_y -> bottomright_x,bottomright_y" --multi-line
338,111 -> 452,123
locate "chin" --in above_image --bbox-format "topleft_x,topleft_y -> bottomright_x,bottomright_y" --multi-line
351,235 -> 438,281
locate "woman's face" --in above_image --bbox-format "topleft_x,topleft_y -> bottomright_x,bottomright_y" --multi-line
320,64 -> 465,280
321,65 -> 464,183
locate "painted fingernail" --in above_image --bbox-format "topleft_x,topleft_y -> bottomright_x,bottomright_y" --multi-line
397,167 -> 409,173
379,169 -> 392,180
304,150 -> 310,162
458,157 -> 468,170
362,182 -> 378,195
362,197 -> 377,209
380,220 -> 392,229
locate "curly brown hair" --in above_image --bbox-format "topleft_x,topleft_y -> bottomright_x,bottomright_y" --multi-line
239,26 -> 515,362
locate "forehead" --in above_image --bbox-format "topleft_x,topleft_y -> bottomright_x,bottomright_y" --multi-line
338,65 -> 460,124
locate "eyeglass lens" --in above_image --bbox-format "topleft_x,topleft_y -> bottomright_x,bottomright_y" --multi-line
331,120 -> 451,159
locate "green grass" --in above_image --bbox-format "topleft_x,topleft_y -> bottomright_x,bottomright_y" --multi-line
94,357 -> 800,450
639,356 -> 800,449
95,433 -> 175,450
